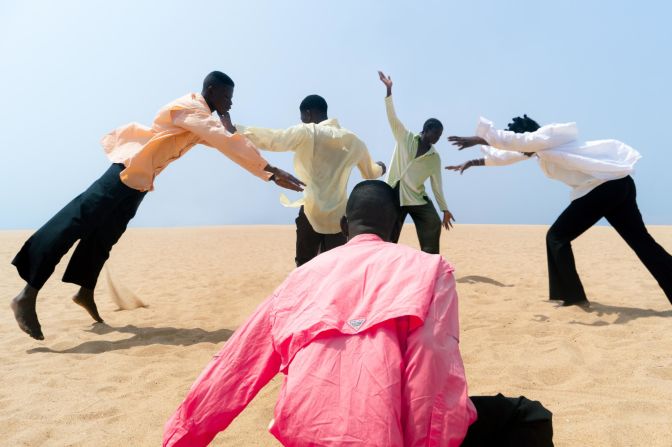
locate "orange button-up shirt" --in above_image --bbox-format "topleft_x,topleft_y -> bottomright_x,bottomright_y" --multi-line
101,93 -> 272,191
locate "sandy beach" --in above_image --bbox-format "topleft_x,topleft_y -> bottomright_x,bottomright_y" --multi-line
1,224 -> 671,446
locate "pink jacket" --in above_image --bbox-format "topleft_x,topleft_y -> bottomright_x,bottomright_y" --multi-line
163,234 -> 477,446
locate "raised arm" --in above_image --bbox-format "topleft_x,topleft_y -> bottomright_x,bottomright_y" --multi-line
172,109 -> 304,191
163,297 -> 282,447
378,71 -> 410,142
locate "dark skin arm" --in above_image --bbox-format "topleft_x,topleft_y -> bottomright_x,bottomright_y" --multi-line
264,164 -> 306,192
447,136 -> 489,150
218,112 -> 305,192
445,158 -> 486,174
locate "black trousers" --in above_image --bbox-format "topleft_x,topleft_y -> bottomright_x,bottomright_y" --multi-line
12,163 -> 146,290
294,206 -> 346,267
391,185 -> 442,254
461,394 -> 554,447
546,176 -> 672,304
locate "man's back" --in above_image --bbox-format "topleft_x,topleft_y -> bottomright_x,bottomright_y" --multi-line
268,234 -> 476,446
163,234 -> 476,447
238,120 -> 383,233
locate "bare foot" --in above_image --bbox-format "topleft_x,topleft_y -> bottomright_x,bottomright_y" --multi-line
11,285 -> 44,340
72,288 -> 104,323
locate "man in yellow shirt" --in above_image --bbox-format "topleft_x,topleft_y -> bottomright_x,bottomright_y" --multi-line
224,94 -> 385,266
11,71 -> 304,340
378,71 -> 455,254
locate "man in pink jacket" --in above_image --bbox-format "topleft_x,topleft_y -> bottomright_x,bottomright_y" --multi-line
163,181 -> 553,446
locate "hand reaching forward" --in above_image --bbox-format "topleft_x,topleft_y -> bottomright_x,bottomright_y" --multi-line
447,136 -> 488,150
265,165 -> 306,192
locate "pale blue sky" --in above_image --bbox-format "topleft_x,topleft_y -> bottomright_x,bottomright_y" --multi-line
1,0 -> 670,229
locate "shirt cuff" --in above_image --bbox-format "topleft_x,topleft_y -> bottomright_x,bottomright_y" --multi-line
475,116 -> 494,139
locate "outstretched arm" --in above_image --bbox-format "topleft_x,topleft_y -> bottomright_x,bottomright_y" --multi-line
379,71 -> 410,142
445,158 -> 485,174
163,297 -> 282,447
473,117 -> 577,153
172,109 -> 304,191
447,136 -> 489,151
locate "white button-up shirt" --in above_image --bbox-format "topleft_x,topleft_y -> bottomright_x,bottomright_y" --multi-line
476,117 -> 642,200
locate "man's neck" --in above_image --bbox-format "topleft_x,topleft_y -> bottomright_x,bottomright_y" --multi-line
202,92 -> 215,113
310,114 -> 328,124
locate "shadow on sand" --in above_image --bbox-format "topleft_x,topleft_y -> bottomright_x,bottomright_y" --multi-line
27,323 -> 233,354
568,301 -> 672,326
456,275 -> 514,288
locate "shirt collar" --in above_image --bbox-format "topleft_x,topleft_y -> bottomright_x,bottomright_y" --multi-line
192,93 -> 211,112
317,118 -> 340,128
347,233 -> 384,245
413,135 -> 437,157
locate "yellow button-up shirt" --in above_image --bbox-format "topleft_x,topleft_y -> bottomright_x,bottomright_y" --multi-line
237,119 -> 383,234
102,93 -> 271,191
384,96 -> 448,211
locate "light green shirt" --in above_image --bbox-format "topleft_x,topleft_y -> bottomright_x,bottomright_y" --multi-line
384,95 -> 448,211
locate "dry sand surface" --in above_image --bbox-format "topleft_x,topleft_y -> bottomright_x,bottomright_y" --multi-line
1,224 -> 671,446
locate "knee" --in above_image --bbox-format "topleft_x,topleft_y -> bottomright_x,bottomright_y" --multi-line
546,227 -> 565,247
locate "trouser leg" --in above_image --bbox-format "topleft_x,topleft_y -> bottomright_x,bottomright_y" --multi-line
295,206 -> 324,267
62,190 -> 146,289
546,185 -> 611,302
407,198 -> 441,254
12,164 -> 137,289
605,176 -> 672,304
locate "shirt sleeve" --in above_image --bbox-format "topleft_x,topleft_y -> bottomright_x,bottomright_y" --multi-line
171,109 -> 272,181
163,296 -> 282,447
402,261 -> 477,446
430,157 -> 449,211
385,95 -> 412,143
236,124 -> 312,153
475,117 -> 578,153
355,138 -> 384,179
480,145 -> 530,166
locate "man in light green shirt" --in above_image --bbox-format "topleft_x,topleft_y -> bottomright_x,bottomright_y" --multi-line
378,71 -> 454,254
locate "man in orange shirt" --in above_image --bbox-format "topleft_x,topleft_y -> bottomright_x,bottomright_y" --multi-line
11,71 -> 304,340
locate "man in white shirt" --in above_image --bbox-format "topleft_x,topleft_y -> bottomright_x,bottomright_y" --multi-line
222,95 -> 386,266
447,115 -> 672,307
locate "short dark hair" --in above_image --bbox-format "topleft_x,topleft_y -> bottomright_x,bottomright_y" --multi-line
299,94 -> 328,113
346,180 -> 400,238
203,71 -> 235,90
507,114 -> 540,133
422,118 -> 443,132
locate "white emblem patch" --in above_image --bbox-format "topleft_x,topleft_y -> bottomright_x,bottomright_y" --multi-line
348,318 -> 366,331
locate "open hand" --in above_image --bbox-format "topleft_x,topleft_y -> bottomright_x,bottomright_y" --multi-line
378,71 -> 393,88
445,162 -> 471,174
442,210 -> 455,230
267,166 -> 305,192
447,136 -> 486,150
